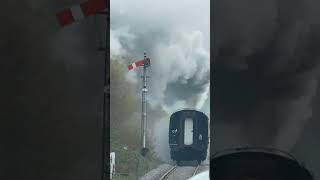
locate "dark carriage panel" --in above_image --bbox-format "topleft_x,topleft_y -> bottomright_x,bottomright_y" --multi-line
169,109 -> 209,164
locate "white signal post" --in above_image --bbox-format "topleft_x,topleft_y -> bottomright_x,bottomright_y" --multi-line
110,152 -> 115,179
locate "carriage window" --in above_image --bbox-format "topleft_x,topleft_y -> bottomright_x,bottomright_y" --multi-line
184,118 -> 194,145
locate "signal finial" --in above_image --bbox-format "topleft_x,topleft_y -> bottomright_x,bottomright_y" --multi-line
144,51 -> 147,58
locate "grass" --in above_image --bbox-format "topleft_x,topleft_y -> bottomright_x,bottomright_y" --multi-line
110,127 -> 162,180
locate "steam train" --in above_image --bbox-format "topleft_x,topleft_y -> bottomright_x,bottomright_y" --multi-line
210,147 -> 314,180
169,109 -> 209,165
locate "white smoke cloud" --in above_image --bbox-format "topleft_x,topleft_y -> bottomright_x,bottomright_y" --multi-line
196,83 -> 210,110
111,0 -> 210,113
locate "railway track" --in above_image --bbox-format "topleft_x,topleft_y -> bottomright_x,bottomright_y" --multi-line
192,165 -> 200,177
159,165 -> 200,180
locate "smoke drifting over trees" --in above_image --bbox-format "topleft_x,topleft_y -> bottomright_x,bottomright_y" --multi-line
111,0 -> 210,114
212,0 -> 320,153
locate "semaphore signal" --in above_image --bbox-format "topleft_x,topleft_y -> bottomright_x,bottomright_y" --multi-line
56,0 -> 108,27
127,52 -> 151,156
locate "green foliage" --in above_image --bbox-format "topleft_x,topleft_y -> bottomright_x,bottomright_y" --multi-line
111,129 -> 161,180
110,58 -> 138,128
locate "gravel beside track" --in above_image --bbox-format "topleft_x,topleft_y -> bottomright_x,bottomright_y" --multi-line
139,160 -> 209,180
163,166 -> 197,180
138,164 -> 173,180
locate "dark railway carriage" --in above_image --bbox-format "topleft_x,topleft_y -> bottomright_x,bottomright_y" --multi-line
169,109 -> 209,165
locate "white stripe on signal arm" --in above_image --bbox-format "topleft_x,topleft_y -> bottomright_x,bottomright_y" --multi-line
71,5 -> 84,20
132,63 -> 137,68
